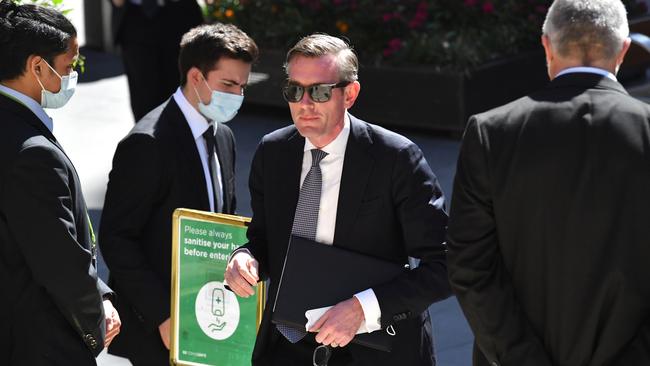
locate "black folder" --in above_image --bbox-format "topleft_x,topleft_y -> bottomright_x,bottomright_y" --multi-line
272,236 -> 406,352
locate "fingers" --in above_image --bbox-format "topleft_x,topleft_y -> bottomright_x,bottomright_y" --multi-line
248,260 -> 259,282
103,300 -> 121,347
104,326 -> 120,347
312,298 -> 364,347
308,311 -> 329,333
224,255 -> 259,297
224,266 -> 255,297
159,318 -> 171,350
239,258 -> 259,285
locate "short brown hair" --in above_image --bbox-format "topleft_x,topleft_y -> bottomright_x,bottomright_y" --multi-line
285,33 -> 358,82
179,23 -> 258,86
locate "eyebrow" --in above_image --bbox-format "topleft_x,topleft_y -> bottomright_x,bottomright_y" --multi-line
221,78 -> 247,87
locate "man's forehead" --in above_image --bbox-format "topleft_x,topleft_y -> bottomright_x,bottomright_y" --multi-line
288,55 -> 339,81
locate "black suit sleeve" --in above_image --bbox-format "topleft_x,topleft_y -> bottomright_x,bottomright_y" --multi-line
447,118 -> 553,365
99,134 -> 169,330
2,144 -> 106,355
372,142 -> 451,326
240,141 -> 269,279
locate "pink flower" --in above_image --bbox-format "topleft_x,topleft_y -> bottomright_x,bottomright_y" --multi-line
482,1 -> 494,13
388,38 -> 403,51
382,13 -> 392,22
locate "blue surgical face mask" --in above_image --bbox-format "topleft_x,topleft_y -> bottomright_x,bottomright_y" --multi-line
36,59 -> 77,109
193,77 -> 243,123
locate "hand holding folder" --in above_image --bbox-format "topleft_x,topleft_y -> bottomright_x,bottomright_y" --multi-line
272,236 -> 406,351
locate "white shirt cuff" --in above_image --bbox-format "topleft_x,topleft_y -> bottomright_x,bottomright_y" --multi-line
354,288 -> 381,333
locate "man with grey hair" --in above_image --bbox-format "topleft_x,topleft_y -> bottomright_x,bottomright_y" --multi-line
448,0 -> 650,365
225,34 -> 451,365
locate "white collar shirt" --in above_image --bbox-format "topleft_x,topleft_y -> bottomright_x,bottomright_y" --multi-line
300,113 -> 382,333
173,87 -> 223,213
0,84 -> 54,132
556,66 -> 617,81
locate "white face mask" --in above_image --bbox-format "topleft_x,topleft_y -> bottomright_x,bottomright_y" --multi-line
35,59 -> 77,109
193,77 -> 243,123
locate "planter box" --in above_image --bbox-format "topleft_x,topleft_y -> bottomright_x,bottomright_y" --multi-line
245,16 -> 650,134
245,49 -> 548,132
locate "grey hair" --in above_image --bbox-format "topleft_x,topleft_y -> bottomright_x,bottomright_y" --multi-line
284,34 -> 359,82
542,0 -> 629,63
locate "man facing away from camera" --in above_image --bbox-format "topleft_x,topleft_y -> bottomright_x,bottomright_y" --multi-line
448,0 -> 650,365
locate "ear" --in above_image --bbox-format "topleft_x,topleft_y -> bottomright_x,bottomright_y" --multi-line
541,35 -> 553,65
27,55 -> 44,76
343,81 -> 361,109
187,67 -> 203,88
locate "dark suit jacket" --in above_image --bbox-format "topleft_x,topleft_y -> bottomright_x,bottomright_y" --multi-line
99,98 -> 236,359
243,115 -> 451,365
110,0 -> 202,45
448,73 -> 650,366
0,94 -> 110,365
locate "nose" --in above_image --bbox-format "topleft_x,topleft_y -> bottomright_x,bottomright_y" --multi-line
299,89 -> 315,106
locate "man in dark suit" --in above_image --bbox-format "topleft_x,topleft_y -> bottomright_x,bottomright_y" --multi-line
224,34 -> 450,366
0,2 -> 120,365
109,0 -> 203,120
99,23 -> 258,365
447,0 -> 650,365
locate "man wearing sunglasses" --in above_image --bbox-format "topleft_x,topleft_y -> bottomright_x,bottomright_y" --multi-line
225,34 -> 451,365
99,23 -> 257,365
0,2 -> 121,364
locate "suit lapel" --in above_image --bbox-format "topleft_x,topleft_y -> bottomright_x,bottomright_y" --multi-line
0,94 -> 57,144
333,116 -> 374,247
166,99 -> 211,212
280,129 -> 305,239
0,94 -> 91,245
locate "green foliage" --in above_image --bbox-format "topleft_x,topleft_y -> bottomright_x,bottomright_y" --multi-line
12,0 -> 70,14
206,0 -> 647,72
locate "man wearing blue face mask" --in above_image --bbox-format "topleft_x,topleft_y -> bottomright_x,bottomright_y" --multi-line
99,23 -> 258,365
0,1 -> 121,365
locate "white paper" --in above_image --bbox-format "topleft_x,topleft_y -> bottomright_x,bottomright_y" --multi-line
305,306 -> 370,334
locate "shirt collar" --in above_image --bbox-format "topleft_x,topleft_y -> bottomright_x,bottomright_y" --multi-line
304,113 -> 351,156
556,66 -> 617,81
173,87 -> 215,140
0,83 -> 53,132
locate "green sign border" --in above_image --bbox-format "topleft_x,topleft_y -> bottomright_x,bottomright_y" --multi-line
170,208 -> 265,366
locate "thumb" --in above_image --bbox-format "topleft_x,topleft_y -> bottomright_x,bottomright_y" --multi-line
248,259 -> 259,281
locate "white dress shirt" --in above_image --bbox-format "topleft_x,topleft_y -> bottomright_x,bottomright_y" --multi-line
0,84 -> 53,132
556,66 -> 617,81
172,87 -> 223,213
300,114 -> 382,333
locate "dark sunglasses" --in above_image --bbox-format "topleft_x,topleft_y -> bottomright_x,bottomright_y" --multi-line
283,81 -> 351,103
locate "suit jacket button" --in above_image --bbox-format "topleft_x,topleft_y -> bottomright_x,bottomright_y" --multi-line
84,334 -> 98,349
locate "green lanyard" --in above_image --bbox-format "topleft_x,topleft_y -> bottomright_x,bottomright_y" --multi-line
0,88 -> 26,106
86,212 -> 97,261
